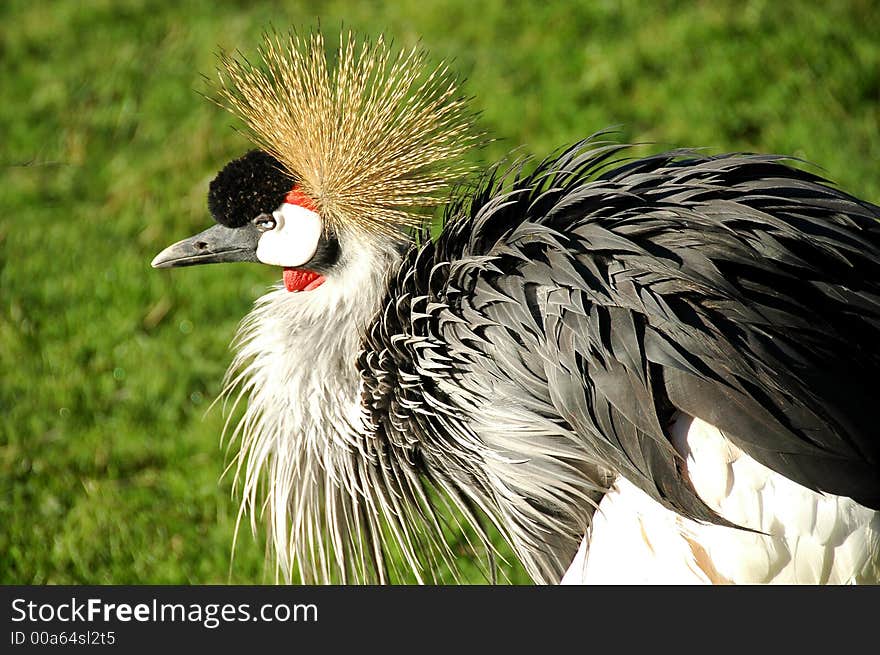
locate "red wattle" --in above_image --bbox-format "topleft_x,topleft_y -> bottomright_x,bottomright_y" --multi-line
283,267 -> 325,292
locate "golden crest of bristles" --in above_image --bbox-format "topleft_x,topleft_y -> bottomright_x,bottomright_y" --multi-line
215,30 -> 479,235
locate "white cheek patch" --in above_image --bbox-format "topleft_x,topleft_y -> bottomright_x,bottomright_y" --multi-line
256,203 -> 323,267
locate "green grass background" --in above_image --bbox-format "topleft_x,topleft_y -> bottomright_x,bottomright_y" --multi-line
2,0 -> 878,584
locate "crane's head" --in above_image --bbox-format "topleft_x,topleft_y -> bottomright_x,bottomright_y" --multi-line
151,148 -> 337,292
151,30 -> 477,289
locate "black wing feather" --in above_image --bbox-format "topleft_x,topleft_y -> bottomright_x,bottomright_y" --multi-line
359,137 -> 880,581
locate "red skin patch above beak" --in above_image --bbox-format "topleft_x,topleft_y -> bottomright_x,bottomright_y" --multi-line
283,267 -> 326,292
285,186 -> 318,212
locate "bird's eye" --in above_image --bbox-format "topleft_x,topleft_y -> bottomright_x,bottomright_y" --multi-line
253,214 -> 277,231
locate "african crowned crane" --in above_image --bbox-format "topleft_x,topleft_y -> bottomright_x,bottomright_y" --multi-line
152,31 -> 880,584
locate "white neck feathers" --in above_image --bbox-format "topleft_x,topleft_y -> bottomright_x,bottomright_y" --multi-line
221,233 -> 400,582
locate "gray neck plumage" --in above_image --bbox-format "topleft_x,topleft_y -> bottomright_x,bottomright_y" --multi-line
222,232 -> 403,582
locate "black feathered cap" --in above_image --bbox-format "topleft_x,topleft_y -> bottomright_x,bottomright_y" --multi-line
208,150 -> 295,227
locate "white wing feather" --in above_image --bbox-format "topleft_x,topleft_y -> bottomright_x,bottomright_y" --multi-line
562,413 -> 880,584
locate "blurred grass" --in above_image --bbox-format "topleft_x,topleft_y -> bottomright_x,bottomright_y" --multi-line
1,0 -> 878,584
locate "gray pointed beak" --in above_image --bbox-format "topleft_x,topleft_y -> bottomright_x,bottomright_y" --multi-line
151,223 -> 261,269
